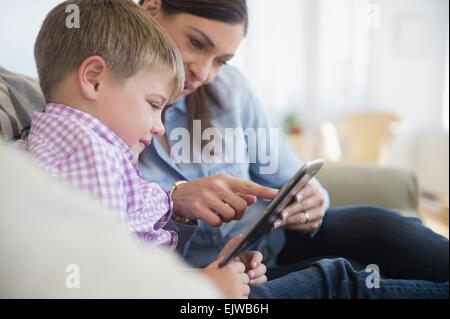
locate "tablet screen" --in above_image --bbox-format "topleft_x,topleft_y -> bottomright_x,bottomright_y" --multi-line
219,159 -> 324,268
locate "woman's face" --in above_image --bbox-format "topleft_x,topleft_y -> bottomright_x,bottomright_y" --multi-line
151,12 -> 246,96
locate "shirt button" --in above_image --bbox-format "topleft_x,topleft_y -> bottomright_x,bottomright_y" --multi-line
212,235 -> 220,243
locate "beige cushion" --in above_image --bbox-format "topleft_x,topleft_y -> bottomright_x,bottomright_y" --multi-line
0,141 -> 222,298
317,163 -> 420,218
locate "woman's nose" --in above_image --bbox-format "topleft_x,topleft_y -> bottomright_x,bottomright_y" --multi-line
189,59 -> 212,84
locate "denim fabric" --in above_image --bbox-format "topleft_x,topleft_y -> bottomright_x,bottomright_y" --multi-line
251,258 -> 449,299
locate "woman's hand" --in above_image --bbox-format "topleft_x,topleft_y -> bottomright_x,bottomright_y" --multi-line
201,235 -> 251,299
272,183 -> 325,233
235,251 -> 267,285
171,174 -> 278,227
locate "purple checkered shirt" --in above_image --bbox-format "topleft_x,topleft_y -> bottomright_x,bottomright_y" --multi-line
21,103 -> 177,249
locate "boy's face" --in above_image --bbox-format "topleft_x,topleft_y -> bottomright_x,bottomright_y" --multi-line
96,68 -> 173,158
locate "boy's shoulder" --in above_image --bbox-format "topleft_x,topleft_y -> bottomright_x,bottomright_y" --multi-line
29,107 -> 126,168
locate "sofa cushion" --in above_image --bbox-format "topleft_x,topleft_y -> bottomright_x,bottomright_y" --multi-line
0,66 -> 45,141
317,163 -> 420,218
0,141 -> 222,298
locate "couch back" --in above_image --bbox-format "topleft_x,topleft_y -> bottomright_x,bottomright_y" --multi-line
0,66 -> 45,141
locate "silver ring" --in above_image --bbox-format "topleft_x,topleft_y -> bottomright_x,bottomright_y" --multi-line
303,211 -> 310,224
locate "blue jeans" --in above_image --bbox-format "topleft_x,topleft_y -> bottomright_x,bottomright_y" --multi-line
271,206 -> 449,282
250,258 -> 449,299
253,206 -> 449,298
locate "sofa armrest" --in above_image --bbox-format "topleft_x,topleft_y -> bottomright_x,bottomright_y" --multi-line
0,66 -> 45,141
316,163 -> 420,219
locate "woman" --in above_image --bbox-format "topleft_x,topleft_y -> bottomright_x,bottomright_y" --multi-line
138,0 -> 448,295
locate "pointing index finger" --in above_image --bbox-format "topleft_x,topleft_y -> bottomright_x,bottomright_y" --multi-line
227,176 -> 278,200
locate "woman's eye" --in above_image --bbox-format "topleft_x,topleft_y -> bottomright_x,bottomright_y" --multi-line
190,38 -> 204,50
216,59 -> 228,66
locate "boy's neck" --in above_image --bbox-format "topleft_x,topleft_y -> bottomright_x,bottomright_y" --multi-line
50,74 -> 97,118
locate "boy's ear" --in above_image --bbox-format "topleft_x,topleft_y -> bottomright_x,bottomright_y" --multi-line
78,56 -> 107,100
141,0 -> 163,18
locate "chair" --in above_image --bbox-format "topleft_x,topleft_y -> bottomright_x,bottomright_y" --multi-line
323,112 -> 403,163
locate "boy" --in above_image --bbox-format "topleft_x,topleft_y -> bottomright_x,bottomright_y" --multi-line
19,0 -> 265,298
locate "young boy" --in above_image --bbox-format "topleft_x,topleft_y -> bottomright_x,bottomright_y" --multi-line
19,0 -> 266,298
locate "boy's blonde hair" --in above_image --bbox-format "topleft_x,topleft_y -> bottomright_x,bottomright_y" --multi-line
35,0 -> 184,103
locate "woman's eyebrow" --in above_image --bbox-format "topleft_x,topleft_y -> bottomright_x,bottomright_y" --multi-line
187,26 -> 215,48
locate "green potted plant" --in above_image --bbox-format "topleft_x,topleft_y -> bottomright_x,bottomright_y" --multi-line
283,113 -> 302,135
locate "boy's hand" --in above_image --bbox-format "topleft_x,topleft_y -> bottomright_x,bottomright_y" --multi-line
235,251 -> 267,285
202,259 -> 250,299
201,235 -> 251,299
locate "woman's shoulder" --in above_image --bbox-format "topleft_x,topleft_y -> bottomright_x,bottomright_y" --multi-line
208,65 -> 254,113
212,65 -> 248,88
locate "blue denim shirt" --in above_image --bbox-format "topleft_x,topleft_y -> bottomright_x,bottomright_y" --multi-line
140,66 -> 329,267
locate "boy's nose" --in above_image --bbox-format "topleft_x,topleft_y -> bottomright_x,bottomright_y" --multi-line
151,122 -> 165,137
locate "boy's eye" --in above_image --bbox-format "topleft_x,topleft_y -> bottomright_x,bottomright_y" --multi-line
147,101 -> 162,110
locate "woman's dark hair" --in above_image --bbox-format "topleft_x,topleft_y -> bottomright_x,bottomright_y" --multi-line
140,0 -> 248,32
139,0 -> 248,158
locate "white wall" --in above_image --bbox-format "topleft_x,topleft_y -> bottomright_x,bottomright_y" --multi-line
367,0 -> 449,196
234,0 -> 449,195
367,0 -> 449,131
0,0 -> 62,77
231,0 -> 309,126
